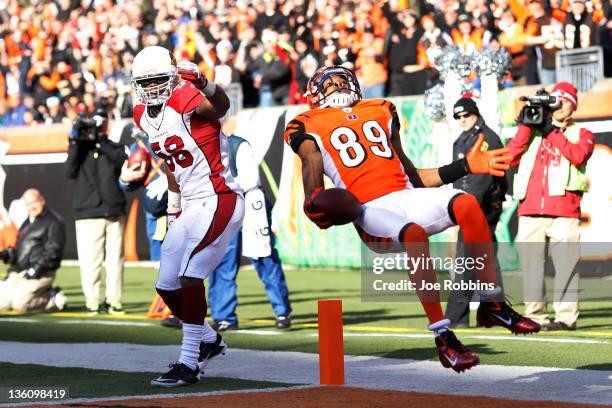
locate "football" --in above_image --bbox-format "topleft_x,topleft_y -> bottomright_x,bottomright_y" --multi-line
127,146 -> 151,174
310,188 -> 363,225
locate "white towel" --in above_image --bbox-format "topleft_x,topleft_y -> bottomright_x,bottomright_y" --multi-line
241,188 -> 271,258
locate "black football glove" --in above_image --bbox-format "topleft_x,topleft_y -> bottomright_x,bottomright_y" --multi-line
536,110 -> 557,137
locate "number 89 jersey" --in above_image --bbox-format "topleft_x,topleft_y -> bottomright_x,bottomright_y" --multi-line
134,81 -> 240,203
284,99 -> 411,204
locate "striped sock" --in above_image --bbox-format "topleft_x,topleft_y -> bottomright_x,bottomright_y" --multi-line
179,323 -> 204,370
202,320 -> 218,343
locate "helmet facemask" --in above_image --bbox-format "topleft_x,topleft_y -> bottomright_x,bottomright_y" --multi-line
306,66 -> 362,109
132,70 -> 178,106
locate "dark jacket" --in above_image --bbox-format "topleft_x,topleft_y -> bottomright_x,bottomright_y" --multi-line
8,207 -> 66,276
453,117 -> 507,226
65,139 -> 127,219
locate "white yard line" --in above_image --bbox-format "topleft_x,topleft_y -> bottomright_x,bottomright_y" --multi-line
0,341 -> 610,405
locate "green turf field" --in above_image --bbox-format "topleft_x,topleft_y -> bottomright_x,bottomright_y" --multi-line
0,363 -> 293,399
1,265 -> 611,375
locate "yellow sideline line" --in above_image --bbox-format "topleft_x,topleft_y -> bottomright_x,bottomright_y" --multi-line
3,313 -> 612,337
240,318 -> 612,338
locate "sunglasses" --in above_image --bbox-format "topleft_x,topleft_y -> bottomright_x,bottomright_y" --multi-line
454,113 -> 473,119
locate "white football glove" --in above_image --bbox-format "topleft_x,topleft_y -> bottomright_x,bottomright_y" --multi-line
145,176 -> 168,201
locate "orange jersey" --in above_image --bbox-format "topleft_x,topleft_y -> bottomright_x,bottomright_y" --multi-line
284,99 -> 411,204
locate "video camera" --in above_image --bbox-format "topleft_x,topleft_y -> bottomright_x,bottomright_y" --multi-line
71,98 -> 110,142
518,89 -> 561,126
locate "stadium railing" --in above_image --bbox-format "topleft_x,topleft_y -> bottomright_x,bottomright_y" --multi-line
555,46 -> 604,92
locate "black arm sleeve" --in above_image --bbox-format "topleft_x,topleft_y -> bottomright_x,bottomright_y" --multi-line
285,118 -> 316,153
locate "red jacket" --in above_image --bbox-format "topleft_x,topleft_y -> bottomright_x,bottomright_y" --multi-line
507,124 -> 594,218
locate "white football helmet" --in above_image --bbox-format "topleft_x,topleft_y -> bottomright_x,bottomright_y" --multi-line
131,46 -> 179,106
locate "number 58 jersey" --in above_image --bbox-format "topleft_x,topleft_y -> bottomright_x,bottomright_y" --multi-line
284,99 -> 411,204
134,81 -> 241,203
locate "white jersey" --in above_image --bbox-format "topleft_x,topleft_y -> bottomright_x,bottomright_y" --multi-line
134,81 -> 241,205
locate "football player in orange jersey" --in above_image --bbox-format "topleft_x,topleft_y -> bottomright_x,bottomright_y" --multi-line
284,66 -> 540,373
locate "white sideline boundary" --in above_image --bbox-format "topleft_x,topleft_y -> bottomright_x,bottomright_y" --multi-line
0,341 -> 611,405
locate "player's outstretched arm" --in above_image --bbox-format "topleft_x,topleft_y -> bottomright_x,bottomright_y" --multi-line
297,139 -> 333,229
177,61 -> 230,119
297,139 -> 324,199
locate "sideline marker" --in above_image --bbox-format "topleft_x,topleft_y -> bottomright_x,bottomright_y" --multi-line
318,299 -> 344,385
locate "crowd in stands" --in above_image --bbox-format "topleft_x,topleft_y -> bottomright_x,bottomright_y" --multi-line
0,0 -> 611,127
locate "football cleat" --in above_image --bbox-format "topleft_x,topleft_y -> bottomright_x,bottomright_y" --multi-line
198,333 -> 226,373
211,320 -> 238,332
151,362 -> 199,387
477,301 -> 541,335
275,315 -> 291,330
435,330 -> 480,373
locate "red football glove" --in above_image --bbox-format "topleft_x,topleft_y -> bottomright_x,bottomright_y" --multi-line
303,187 -> 333,229
177,61 -> 208,90
466,134 -> 512,177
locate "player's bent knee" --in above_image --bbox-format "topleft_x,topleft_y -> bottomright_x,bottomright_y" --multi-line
447,193 -> 479,224
399,223 -> 428,243
180,276 -> 203,288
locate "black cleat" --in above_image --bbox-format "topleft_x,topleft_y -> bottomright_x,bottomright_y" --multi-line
210,320 -> 238,332
275,315 -> 291,329
198,333 -> 226,373
151,362 -> 199,387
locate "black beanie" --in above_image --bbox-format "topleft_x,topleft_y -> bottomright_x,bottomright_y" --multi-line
453,97 -> 480,119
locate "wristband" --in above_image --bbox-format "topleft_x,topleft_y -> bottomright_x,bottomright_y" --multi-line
167,190 -> 181,214
439,158 -> 469,184
202,81 -> 216,98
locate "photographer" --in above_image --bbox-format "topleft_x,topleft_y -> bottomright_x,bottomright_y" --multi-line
508,82 -> 594,331
0,189 -> 66,312
65,104 -> 128,315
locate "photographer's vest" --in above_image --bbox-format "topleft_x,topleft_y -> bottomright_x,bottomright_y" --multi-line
514,123 -> 588,200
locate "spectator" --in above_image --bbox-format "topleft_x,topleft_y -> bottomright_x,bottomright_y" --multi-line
452,14 -> 486,53
508,82 -> 594,331
523,0 -> 562,85
354,28 -> 387,99
382,5 -> 426,96
563,0 -> 598,49
65,105 -> 128,315
44,96 -> 64,125
2,94 -> 27,127
253,28 -> 291,106
0,189 -> 66,312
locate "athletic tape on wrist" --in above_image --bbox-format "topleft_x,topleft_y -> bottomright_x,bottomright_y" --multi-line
167,190 -> 181,213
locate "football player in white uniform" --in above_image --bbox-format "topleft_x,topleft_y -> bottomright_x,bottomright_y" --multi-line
131,46 -> 244,387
